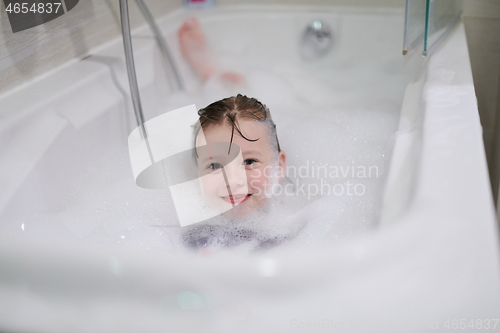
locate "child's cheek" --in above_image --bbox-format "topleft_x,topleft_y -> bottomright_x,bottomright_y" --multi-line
200,173 -> 224,197
248,167 -> 268,197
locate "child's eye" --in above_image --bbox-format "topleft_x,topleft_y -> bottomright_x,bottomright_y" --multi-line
244,159 -> 258,166
208,162 -> 223,170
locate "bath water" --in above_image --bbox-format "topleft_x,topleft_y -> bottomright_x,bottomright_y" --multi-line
1,56 -> 408,254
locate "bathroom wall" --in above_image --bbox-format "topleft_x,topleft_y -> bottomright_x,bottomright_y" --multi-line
462,0 -> 500,211
0,0 -> 182,94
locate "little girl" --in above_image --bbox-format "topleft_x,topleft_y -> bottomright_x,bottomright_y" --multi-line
194,94 -> 286,217
177,18 -> 308,249
183,94 -> 303,250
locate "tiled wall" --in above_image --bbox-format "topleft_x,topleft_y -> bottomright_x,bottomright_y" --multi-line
462,0 -> 500,208
0,0 -> 182,94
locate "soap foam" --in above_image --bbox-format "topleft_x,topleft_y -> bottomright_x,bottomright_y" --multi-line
181,195 -> 307,252
1,58 -> 407,254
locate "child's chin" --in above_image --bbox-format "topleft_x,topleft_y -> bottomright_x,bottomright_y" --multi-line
222,205 -> 251,219
223,197 -> 267,219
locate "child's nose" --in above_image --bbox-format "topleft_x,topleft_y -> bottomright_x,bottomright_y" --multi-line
224,165 -> 246,188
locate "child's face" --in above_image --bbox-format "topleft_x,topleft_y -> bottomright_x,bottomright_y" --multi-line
196,119 -> 286,217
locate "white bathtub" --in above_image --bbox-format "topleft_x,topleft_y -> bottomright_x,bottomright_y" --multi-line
0,5 -> 499,332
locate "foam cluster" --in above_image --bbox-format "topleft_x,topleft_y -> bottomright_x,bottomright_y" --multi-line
2,56 -> 410,254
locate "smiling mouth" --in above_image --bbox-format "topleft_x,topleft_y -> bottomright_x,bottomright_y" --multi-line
221,194 -> 251,205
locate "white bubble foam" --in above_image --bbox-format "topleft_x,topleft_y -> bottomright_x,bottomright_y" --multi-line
1,58 -> 407,254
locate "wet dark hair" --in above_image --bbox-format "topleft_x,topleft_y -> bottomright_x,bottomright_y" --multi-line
194,94 -> 281,155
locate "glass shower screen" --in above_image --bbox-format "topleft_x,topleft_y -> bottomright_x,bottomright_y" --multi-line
403,0 -> 462,56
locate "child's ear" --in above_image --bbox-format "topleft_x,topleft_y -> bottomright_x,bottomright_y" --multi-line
278,151 -> 287,182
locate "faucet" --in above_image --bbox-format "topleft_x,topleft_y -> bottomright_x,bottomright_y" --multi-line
300,20 -> 334,60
